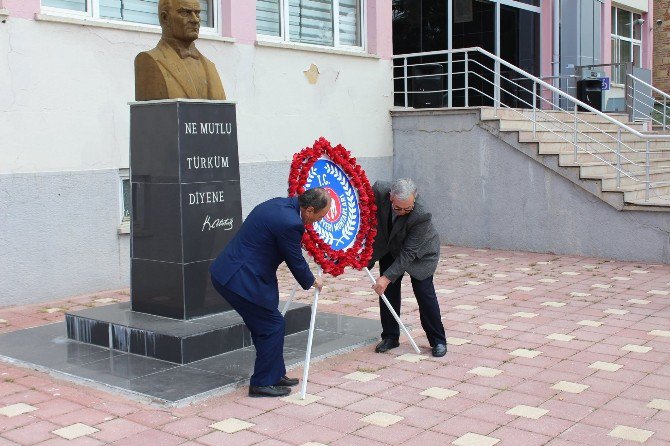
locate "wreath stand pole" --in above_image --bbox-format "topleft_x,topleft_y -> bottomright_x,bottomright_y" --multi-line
300,267 -> 323,399
280,282 -> 299,316
364,267 -> 421,354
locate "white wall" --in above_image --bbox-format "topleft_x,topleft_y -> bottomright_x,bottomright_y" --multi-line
0,18 -> 394,174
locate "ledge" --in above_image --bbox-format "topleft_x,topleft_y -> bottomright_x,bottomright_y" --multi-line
35,13 -> 235,43
0,9 -> 9,22
255,40 -> 379,59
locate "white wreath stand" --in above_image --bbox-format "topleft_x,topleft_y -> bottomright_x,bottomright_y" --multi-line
282,267 -> 420,399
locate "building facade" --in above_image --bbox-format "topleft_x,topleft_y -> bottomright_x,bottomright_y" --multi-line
653,0 -> 670,94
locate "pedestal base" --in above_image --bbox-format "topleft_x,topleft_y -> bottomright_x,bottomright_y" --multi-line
65,302 -> 310,364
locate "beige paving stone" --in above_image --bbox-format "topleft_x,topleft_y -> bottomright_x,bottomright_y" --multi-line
210,418 -> 255,433
570,292 -> 591,297
648,330 -> 670,338
341,277 -> 360,281
648,290 -> 670,296
352,290 -> 375,296
494,257 -> 509,261
52,423 -> 99,440
454,305 -> 478,311
589,361 -> 623,372
474,262 -> 489,266
506,405 -> 549,419
537,261 -> 552,265
0,403 -> 37,417
464,281 -> 484,286
582,264 -> 597,270
510,349 -> 542,358
542,301 -> 566,307
591,284 -> 611,289
474,249 -> 488,252
612,276 -> 631,281
395,353 -> 429,363
447,337 -> 472,346
0,319 -> 7,324
577,320 -> 603,327
364,307 -> 380,313
359,412 -> 404,427
446,269 -> 463,273
538,278 -> 559,283
436,289 -> 455,294
402,298 -> 418,304
552,381 -> 590,394
44,307 -> 63,313
516,267 -> 532,272
512,312 -> 538,318
628,299 -> 650,305
454,254 -> 470,258
318,299 -> 337,305
468,367 -> 503,377
281,393 -> 323,406
94,297 -> 119,303
421,387 -> 459,400
513,286 -> 534,292
561,271 -> 580,276
630,270 -> 649,274
484,295 -> 508,301
604,309 -> 629,315
608,425 -> 654,443
343,371 -> 380,382
479,324 -> 507,331
546,333 -> 575,342
492,273 -> 508,278
300,443 -> 328,446
453,432 -> 500,446
647,399 -> 670,411
279,292 -> 290,298
622,344 -> 652,353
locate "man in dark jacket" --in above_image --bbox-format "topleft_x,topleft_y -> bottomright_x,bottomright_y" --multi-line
369,179 -> 447,357
210,188 -> 329,397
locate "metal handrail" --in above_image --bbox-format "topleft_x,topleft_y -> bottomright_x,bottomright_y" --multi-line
628,74 -> 670,104
393,47 -> 670,201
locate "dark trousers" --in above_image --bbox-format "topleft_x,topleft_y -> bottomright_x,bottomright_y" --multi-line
211,277 -> 286,387
378,253 -> 446,347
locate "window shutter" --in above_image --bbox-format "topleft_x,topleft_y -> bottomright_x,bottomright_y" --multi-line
98,0 -> 211,27
42,0 -> 86,12
257,0 -> 281,36
289,0 -> 334,47
338,0 -> 359,46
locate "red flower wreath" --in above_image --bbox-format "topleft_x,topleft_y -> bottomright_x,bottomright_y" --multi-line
288,137 -> 378,276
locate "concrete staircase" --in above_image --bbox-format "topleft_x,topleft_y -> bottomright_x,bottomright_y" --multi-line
480,107 -> 670,208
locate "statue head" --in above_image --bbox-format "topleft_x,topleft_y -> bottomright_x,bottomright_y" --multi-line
158,0 -> 201,43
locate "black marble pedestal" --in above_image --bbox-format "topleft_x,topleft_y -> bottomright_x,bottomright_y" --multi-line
65,302 -> 310,364
130,100 -> 241,320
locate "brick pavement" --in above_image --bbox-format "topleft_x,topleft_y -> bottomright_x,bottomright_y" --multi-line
0,246 -> 669,445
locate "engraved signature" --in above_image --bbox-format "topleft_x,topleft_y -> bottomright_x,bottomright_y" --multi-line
202,215 -> 234,232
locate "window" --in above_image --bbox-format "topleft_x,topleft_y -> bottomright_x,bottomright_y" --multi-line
41,0 -> 215,28
119,169 -> 130,234
257,0 -> 363,48
611,6 -> 642,84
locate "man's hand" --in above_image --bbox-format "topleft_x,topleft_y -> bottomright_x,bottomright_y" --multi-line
372,276 -> 391,296
312,277 -> 324,292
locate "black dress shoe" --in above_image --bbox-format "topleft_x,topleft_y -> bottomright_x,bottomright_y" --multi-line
375,338 -> 400,353
432,343 -> 447,357
276,375 -> 299,387
248,385 -> 291,398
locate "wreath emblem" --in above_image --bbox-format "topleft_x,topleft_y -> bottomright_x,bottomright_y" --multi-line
288,137 -> 377,276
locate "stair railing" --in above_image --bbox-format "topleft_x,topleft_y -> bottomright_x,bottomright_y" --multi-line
627,74 -> 670,130
392,47 -> 670,202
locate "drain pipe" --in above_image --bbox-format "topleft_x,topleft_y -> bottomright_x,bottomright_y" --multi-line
553,0 -> 560,108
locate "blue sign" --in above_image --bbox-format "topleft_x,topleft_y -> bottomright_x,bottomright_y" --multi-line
304,158 -> 361,251
601,77 -> 610,91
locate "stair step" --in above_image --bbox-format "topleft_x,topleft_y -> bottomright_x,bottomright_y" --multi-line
626,194 -> 670,206
480,107 -> 631,124
623,184 -> 670,201
558,154 -> 670,165
599,172 -> 670,189
518,131 -> 670,144
499,120 -> 645,133
538,141 -> 670,153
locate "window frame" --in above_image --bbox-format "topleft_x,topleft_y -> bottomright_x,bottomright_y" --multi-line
610,6 -> 643,84
40,0 -> 220,35
256,0 -> 367,53
118,168 -> 130,235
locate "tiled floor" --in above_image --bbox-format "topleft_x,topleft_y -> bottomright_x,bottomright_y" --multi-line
0,246 -> 668,445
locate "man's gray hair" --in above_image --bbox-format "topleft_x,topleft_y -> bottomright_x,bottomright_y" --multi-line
390,178 -> 417,201
298,188 -> 329,211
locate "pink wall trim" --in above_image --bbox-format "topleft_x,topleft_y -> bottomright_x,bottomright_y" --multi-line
367,0 -> 392,59
643,0 -> 653,73
3,0 -> 40,19
540,0 -> 553,79
602,1 -> 612,75
221,0 -> 256,45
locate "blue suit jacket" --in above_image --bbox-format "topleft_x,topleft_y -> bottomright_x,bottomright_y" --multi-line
210,197 -> 315,310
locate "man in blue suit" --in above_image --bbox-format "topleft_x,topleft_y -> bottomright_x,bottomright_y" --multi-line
210,188 -> 329,397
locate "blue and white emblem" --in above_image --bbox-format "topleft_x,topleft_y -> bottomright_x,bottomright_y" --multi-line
305,158 -> 360,251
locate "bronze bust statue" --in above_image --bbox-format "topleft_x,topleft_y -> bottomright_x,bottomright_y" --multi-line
134,0 -> 226,101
